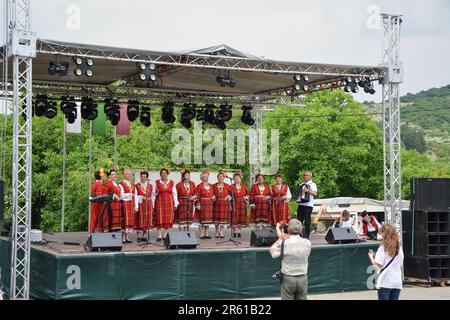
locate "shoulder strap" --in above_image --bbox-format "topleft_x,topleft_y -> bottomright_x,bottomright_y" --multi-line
281,240 -> 285,259
379,248 -> 398,275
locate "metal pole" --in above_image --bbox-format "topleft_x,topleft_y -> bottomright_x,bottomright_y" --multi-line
249,107 -> 263,185
61,120 -> 66,233
88,121 -> 92,232
114,125 -> 118,169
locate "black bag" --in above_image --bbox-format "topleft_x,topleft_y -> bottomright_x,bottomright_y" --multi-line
272,240 -> 285,283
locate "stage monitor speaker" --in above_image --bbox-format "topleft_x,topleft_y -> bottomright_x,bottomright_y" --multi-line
250,228 -> 278,247
411,177 -> 450,212
164,231 -> 198,249
325,227 -> 358,244
86,232 -> 122,251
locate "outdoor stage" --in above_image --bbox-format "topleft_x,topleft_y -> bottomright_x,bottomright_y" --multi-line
0,229 -> 378,300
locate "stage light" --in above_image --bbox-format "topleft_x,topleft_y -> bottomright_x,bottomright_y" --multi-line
127,100 -> 140,121
358,77 -> 376,95
60,96 -> 77,124
180,103 -> 196,128
104,98 -> 120,126
33,94 -> 57,119
216,75 -> 236,88
241,105 -> 255,126
73,56 -> 94,77
217,104 -> 232,122
342,77 -> 359,93
140,106 -> 151,127
293,74 -> 308,92
136,62 -> 158,81
162,100 -> 176,124
80,97 -> 98,120
202,104 -> 216,124
48,61 -> 69,76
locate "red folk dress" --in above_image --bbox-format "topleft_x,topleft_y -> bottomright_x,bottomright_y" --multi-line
175,181 -> 196,225
249,184 -> 272,224
90,180 -> 108,232
195,183 -> 215,224
271,184 -> 291,226
104,179 -> 122,231
230,183 -> 248,227
119,180 -> 137,231
213,182 -> 231,225
154,180 -> 177,229
135,182 -> 154,231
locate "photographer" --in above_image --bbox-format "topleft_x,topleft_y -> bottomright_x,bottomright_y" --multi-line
270,219 -> 311,300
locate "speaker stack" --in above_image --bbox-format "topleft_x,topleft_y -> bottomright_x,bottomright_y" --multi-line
403,178 -> 450,281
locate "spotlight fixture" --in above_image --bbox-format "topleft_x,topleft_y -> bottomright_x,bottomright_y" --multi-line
48,61 -> 69,76
127,100 -> 140,121
73,56 -> 94,77
203,104 -> 216,124
162,100 -> 176,124
34,94 -> 57,119
358,77 -> 376,95
60,96 -> 77,124
241,105 -> 255,126
342,77 -> 359,93
293,74 -> 309,92
140,106 -> 151,127
216,104 -> 232,122
180,103 -> 197,129
80,97 -> 98,120
136,62 -> 158,81
104,98 -> 120,126
216,70 -> 236,88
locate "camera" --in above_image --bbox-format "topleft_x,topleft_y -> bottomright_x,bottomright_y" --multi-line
279,224 -> 288,233
272,270 -> 284,283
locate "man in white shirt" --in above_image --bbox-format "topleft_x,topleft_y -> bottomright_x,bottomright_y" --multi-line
293,170 -> 317,239
270,219 -> 311,300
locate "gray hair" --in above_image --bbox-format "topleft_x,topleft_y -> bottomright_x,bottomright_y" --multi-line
288,219 -> 303,235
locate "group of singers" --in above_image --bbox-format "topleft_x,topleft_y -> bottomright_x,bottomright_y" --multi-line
90,168 -> 297,243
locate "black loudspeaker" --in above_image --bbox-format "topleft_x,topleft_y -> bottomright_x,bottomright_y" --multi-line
250,228 -> 278,247
86,232 -> 122,251
325,227 -> 358,244
411,178 -> 450,212
0,180 -> 4,222
164,231 -> 198,249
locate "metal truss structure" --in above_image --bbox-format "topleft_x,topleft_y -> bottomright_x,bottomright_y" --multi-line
1,1 -> 402,299
381,14 -> 403,228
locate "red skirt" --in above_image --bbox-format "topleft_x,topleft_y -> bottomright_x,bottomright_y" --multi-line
251,196 -> 271,223
136,198 -> 154,230
214,198 -> 231,224
109,200 -> 122,231
155,193 -> 175,229
232,197 -> 248,227
121,201 -> 135,230
271,198 -> 291,226
195,197 -> 214,224
90,202 -> 109,232
175,197 -> 195,225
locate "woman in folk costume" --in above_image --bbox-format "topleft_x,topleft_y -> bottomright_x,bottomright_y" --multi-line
249,173 -> 272,228
271,173 -> 292,226
90,169 -> 108,233
230,172 -> 249,238
194,169 -> 215,239
119,169 -> 138,243
104,169 -> 121,232
213,171 -> 232,238
135,171 -> 153,242
152,168 -> 178,241
175,169 -> 197,232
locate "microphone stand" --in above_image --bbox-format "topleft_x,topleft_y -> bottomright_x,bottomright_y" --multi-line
139,184 -> 161,248
217,185 -> 241,246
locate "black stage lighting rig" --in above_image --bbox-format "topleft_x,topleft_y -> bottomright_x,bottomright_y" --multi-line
203,104 -> 216,124
34,94 -> 57,119
162,100 -> 176,124
293,74 -> 309,92
241,105 -> 255,126
80,97 -> 98,120
104,98 -> 120,126
60,96 -> 77,124
342,77 -> 359,93
140,106 -> 151,127
137,62 -> 158,81
73,56 -> 94,77
358,77 -> 376,94
127,100 -> 140,121
216,70 -> 236,88
48,61 -> 69,76
215,104 -> 233,130
180,103 -> 197,129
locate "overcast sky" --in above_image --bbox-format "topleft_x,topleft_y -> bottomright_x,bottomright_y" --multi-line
2,0 -> 450,102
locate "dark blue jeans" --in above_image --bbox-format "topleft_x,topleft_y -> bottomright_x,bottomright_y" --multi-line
378,288 -> 401,300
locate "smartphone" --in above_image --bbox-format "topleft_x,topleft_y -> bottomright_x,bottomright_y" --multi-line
369,249 -> 375,256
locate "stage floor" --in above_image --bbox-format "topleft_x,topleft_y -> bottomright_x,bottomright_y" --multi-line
32,227 -> 374,255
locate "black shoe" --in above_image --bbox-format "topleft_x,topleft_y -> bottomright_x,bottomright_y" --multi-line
137,237 -> 141,242
220,235 -> 225,239
233,233 -> 236,238
122,241 -> 126,244
215,235 -> 219,239
206,236 -> 212,239
238,233 -> 241,238
126,240 -> 132,243
199,236 -> 205,240
156,238 -> 162,242
141,237 -> 147,242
